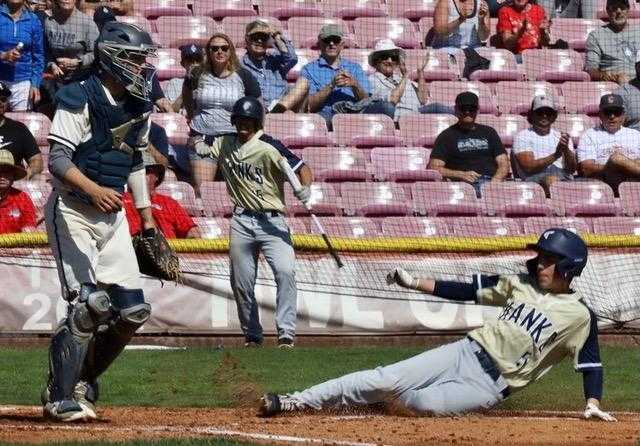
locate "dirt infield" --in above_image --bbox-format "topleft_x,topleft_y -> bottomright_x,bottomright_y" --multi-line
1,405 -> 639,446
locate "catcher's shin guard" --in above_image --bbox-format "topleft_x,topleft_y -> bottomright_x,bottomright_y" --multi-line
85,287 -> 150,378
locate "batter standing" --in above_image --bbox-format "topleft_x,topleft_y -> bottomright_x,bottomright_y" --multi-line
42,22 -> 158,422
196,96 -> 313,348
260,229 -> 616,421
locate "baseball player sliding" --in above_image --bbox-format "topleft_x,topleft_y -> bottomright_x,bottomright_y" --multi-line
259,229 -> 616,421
41,22 -> 158,422
195,96 -> 313,349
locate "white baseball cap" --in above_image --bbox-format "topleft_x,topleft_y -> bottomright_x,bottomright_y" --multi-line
531,95 -> 557,112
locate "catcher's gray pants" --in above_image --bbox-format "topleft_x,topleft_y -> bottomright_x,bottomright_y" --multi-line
290,338 -> 509,416
229,209 -> 297,342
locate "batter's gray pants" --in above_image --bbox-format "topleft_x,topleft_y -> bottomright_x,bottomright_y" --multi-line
229,210 -> 297,342
290,338 -> 508,416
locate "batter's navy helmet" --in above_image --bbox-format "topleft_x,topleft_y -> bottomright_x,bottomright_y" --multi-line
526,228 -> 588,280
230,96 -> 264,127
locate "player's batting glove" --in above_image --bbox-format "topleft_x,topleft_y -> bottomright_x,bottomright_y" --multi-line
294,185 -> 311,205
583,403 -> 617,422
386,268 -> 419,290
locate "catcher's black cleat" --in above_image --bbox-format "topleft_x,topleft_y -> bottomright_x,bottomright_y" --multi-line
258,393 -> 281,417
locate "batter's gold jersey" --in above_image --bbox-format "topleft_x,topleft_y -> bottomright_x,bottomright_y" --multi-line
210,130 -> 304,213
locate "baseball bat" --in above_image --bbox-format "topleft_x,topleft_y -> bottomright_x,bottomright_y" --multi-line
278,159 -> 344,268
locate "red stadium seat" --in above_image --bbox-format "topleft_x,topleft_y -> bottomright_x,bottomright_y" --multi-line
193,217 -> 231,239
387,0 -> 436,19
560,82 -> 619,115
283,48 -> 317,81
133,0 -> 191,19
220,16 -> 282,48
411,182 -> 482,216
263,113 -> 333,148
398,114 -> 456,147
155,181 -> 202,217
522,49 -> 589,82
149,48 -> 185,80
481,182 -> 552,217
451,217 -> 522,236
370,147 -> 441,182
381,216 -> 450,236
619,182 -> 640,216
320,0 -> 387,19
332,114 -> 403,148
301,147 -> 368,181
14,181 -> 52,209
522,216 -> 592,235
193,0 -> 256,19
550,181 -> 618,216
150,113 -> 190,146
200,182 -> 234,217
260,0 -> 323,19
155,16 -> 216,48
592,217 -> 640,235
555,114 -> 595,144
551,19 -> 602,51
493,81 -> 562,115
310,217 -> 381,237
406,49 -> 462,81
341,182 -> 410,216
6,112 -> 51,146
352,18 -> 420,49
427,81 -> 497,114
285,217 -> 309,234
284,182 -> 341,216
287,18 -> 356,49
469,49 -> 523,82
475,114 -> 527,147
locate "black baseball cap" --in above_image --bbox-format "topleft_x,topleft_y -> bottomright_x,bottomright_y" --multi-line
606,0 -> 629,9
599,94 -> 625,111
455,91 -> 479,108
0,81 -> 11,98
94,6 -> 116,29
179,43 -> 203,60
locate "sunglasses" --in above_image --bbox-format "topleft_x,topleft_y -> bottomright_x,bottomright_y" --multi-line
321,36 -> 342,46
534,108 -> 556,116
602,108 -> 624,116
209,45 -> 230,53
378,54 -> 400,63
250,32 -> 270,42
459,105 -> 478,113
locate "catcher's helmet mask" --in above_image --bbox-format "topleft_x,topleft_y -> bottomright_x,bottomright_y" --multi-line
526,228 -> 588,281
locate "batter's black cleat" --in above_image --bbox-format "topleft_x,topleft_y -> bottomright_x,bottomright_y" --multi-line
259,393 -> 305,417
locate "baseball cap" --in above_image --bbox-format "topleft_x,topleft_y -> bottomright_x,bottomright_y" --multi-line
455,91 -> 479,108
179,43 -> 203,60
245,19 -> 271,36
0,81 -> 12,99
318,24 -> 344,41
599,93 -> 625,111
0,150 -> 26,181
93,6 -> 116,29
606,0 -> 629,8
531,95 -> 557,112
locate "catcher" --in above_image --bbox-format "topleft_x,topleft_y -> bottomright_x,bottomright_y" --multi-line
260,229 -> 616,422
42,22 -> 160,422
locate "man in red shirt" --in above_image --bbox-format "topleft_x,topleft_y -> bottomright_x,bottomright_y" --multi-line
498,0 -> 550,55
0,149 -> 37,233
124,155 -> 200,239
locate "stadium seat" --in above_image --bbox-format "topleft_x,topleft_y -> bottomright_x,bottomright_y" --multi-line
133,0 -> 191,19
340,49 -> 377,75
619,182 -> 640,216
156,181 -> 202,217
283,48 -> 317,81
332,114 -> 403,148
370,147 -> 441,182
451,217 -> 523,236
353,18 -> 421,49
193,217 -> 231,239
398,114 -> 456,147
521,216 -> 592,235
260,0 -> 323,19
6,112 -> 50,146
164,169 -> 178,182
287,18 -> 356,49
551,19 -> 602,51
285,217 -> 309,234
264,114 -> 333,148
427,81 -> 497,114
155,16 -> 216,48
481,182 -> 552,217
193,0 -> 256,19
117,15 -> 155,34
522,49 -> 590,82
150,113 -> 190,146
284,182 -> 341,216
560,82 -> 619,115
592,217 -> 640,235
149,48 -> 185,80
341,182 -> 410,216
555,114 -> 595,144
301,147 -> 368,181
475,114 -> 527,147
468,49 -> 523,82
220,16 -> 282,48
320,0 -> 387,19
550,181 -> 618,216
411,182 -> 482,216
310,217 -> 381,238
387,0 -> 436,19
381,216 -> 450,236
15,181 -> 51,209
405,49 -> 462,81
493,81 -> 562,115
200,182 -> 234,217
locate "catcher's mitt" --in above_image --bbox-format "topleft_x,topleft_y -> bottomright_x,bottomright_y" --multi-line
132,228 -> 181,283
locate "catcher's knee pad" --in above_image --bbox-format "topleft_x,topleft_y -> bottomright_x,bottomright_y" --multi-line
108,286 -> 150,329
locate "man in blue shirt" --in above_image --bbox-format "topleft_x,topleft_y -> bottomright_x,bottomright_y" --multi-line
301,24 -> 394,124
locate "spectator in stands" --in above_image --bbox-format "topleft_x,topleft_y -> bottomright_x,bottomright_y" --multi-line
124,153 -> 201,239
0,82 -> 43,179
497,0 -> 551,59
78,0 -> 132,16
0,0 -> 44,111
39,0 -> 98,117
162,44 -> 203,112
27,0 -> 51,24
183,32 -> 261,196
513,95 -> 576,194
616,52 -> 640,131
428,0 -> 490,53
368,40 -> 454,121
427,92 -> 509,195
0,149 -> 37,233
577,94 -> 640,191
302,24 -> 394,125
586,0 -> 639,85
539,0 -> 595,19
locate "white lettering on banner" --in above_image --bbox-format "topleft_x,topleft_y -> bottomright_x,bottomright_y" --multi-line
408,300 -> 483,330
22,294 -> 52,331
298,289 -> 330,329
210,277 -> 230,328
342,299 -> 384,330
30,264 -> 41,289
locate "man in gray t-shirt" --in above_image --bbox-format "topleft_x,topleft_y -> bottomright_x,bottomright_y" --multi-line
616,55 -> 640,131
585,0 -> 640,85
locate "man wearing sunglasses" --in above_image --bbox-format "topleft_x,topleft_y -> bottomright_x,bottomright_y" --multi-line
577,93 -> 640,192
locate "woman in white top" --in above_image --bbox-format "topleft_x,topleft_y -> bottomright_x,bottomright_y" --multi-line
430,0 -> 490,54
